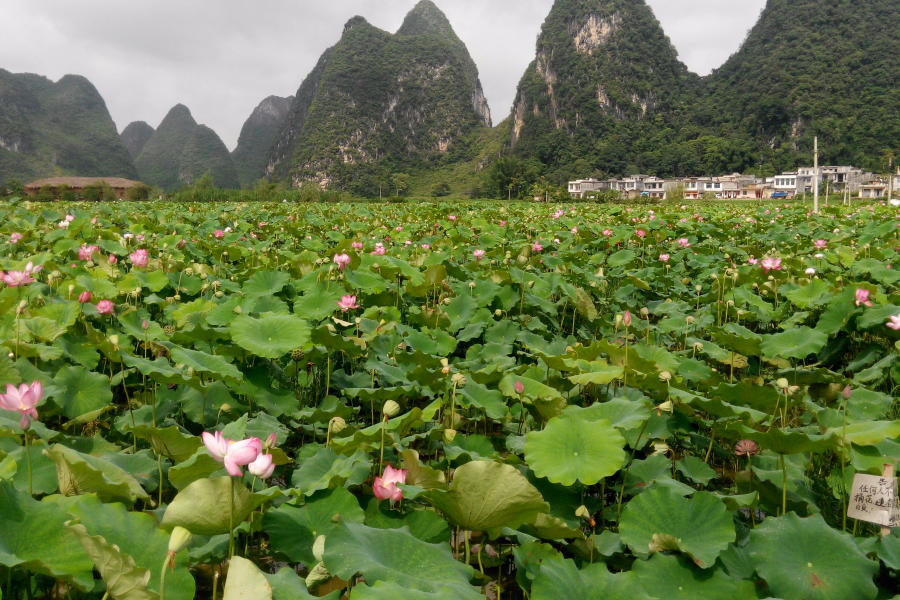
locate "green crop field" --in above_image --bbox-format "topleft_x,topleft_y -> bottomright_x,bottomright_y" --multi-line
1,198 -> 900,600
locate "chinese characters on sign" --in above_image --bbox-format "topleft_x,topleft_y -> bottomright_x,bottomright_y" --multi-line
847,473 -> 900,527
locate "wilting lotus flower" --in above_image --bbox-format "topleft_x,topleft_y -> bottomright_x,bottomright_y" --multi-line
887,314 -> 900,330
533,242 -> 543,252
214,230 -> 225,239
202,431 -> 261,477
352,242 -> 364,250
373,465 -> 407,502
473,249 -> 485,261
10,233 -> 22,244
337,295 -> 359,313
0,381 -> 42,430
78,291 -> 92,304
96,300 -> 115,315
129,249 -> 149,268
333,253 -> 351,271
79,245 -> 99,261
814,239 -> 827,249
659,254 -> 670,263
677,238 -> 691,248
855,289 -> 873,307
248,453 -> 275,479
760,258 -> 782,273
623,310 -> 633,327
734,440 -> 759,457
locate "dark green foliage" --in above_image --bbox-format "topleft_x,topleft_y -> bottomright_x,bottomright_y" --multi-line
135,105 -> 239,192
232,96 -> 293,188
126,183 -> 151,201
0,69 -> 137,183
80,180 -> 118,202
120,121 -> 155,161
270,1 -> 493,190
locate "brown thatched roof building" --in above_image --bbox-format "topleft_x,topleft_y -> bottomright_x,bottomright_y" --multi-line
24,177 -> 144,200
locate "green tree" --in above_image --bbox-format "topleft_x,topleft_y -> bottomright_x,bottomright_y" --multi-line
391,173 -> 410,197
126,184 -> 151,201
193,171 -> 215,191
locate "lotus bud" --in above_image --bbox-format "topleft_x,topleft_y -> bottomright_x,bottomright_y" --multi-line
382,400 -> 400,418
495,309 -> 503,317
219,404 -> 231,413
514,380 -> 525,395
842,385 -> 852,400
329,417 -> 347,434
264,432 -> 278,449
776,378 -> 790,390
623,311 -> 633,327
142,320 -> 150,331
443,429 -> 457,444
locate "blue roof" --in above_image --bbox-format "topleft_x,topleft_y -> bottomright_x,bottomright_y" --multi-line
771,192 -> 789,198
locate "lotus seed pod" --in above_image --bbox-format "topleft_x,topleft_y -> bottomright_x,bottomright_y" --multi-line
685,316 -> 696,325
184,268 -> 194,276
166,297 -> 175,304
693,342 -> 704,351
451,373 -> 467,388
233,305 -> 243,315
575,505 -> 590,519
776,378 -> 790,390
382,400 -> 400,418
167,526 -> 193,553
681,278 -> 691,285
443,429 -> 457,444
291,349 -> 305,361
163,326 -> 175,336
329,416 -> 347,434
640,307 -> 649,317
200,272 -> 208,280
695,285 -> 702,292
214,291 -> 224,299
173,295 -> 181,302
659,371 -> 672,382
68,284 -> 76,295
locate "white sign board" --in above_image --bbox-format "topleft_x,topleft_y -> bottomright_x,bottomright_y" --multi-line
848,474 -> 900,527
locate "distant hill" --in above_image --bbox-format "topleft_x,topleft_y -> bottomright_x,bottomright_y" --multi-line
120,121 -> 155,161
0,69 -> 137,184
265,0 -> 493,195
134,104 -> 238,191
232,95 -> 293,188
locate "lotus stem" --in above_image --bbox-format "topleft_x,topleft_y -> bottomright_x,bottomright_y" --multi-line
780,454 -> 787,516
24,430 -> 32,496
617,419 -> 649,522
229,476 -> 235,559
159,555 -> 170,600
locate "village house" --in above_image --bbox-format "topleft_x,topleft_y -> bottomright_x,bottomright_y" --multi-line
567,178 -> 607,199
24,177 -> 144,200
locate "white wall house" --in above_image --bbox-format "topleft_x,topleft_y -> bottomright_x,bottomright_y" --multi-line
568,178 -> 606,198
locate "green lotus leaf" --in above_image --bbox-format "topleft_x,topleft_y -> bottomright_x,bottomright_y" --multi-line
3,439 -> 58,495
222,555 -> 272,600
124,425 -> 202,463
631,553 -> 740,600
423,460 -> 548,537
293,287 -> 346,322
166,448 -> 223,490
567,361 -> 624,386
363,498 -> 450,544
264,487 -> 365,565
45,444 -> 149,506
322,521 -> 480,598
732,425 -> 837,455
242,270 -> 291,298
169,347 -> 243,382
173,298 -> 217,331
161,476 -> 254,535
747,512 -> 878,600
290,448 -> 372,497
68,496 -> 194,600
524,415 -> 626,486
498,375 -> 563,401
0,481 -> 94,590
531,558 -> 651,600
67,523 -> 157,600
52,365 -> 113,419
675,456 -> 718,485
348,581 -> 470,600
563,398 -> 651,430
784,279 -> 833,309
761,327 -> 828,360
266,567 -> 339,600
619,487 -> 735,568
825,420 -> 900,447
230,314 -> 311,359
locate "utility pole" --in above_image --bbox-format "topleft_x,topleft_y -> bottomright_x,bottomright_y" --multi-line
813,137 -> 819,214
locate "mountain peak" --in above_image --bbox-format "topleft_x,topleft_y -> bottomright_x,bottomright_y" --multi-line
397,1 -> 458,40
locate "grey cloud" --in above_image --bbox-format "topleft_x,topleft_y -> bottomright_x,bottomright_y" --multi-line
0,0 -> 766,150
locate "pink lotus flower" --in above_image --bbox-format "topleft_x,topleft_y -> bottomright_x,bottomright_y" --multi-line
500,221 -> 507,226
602,229 -> 613,237
248,453 -> 275,479
473,249 -> 485,261
748,257 -> 759,265
761,258 -> 782,273
202,431 -> 262,477
108,255 -> 118,265
395,227 -> 403,233
677,238 -> 690,248
448,215 -> 457,222
371,246 -> 386,256
571,227 -> 578,234
814,240 -> 827,249
635,230 -> 646,239
96,300 -> 115,315
623,311 -> 633,327
421,244 -> 431,250
0,381 -> 42,430
10,233 -> 22,244
334,253 -> 351,271
65,215 -> 75,222
856,289 -> 873,307
337,295 -> 359,313
373,465 -> 407,502
214,230 -> 225,239
659,254 -> 670,263
533,242 -> 543,252
79,291 -> 92,304
57,221 -> 69,229
352,242 -> 364,250
79,245 -> 99,261
887,315 -> 900,330
2,270 -> 35,287
130,249 -> 149,268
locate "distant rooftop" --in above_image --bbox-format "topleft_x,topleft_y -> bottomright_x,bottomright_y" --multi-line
25,177 -> 143,189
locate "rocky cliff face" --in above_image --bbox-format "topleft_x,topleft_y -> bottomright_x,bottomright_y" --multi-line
508,0 -> 696,174
120,121 -> 155,161
135,104 -> 239,191
232,95 -> 294,188
0,69 -> 137,183
265,0 -> 492,194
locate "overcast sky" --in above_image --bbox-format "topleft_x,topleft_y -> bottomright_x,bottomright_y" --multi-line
0,0 -> 767,150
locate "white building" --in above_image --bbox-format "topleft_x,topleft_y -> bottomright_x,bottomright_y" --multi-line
568,178 -> 606,198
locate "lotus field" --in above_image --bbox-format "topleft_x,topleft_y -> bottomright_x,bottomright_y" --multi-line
4,199 -> 900,600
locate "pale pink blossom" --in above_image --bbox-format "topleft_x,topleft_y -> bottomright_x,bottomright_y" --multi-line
761,258 -> 782,273
571,227 -> 578,234
79,245 -> 99,261
373,465 -> 407,502
887,315 -> 900,331
814,240 -> 827,249
333,253 -> 351,272
660,254 -> 670,263
623,311 -> 633,327
65,215 -> 75,222
337,295 -> 359,312
677,238 -> 691,248
473,249 -> 485,261
214,230 -> 225,239
57,221 -> 69,229
635,230 -> 646,239
855,289 -> 873,307
371,245 -> 386,256
129,249 -> 149,268
96,300 -> 115,315
352,242 -> 364,250
533,242 -> 543,252
9,233 -> 22,244
1,270 -> 35,287
0,381 -> 42,430
448,215 -> 457,222
202,431 -> 262,477
602,229 -> 613,237
499,221 -> 507,226
248,453 -> 275,479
